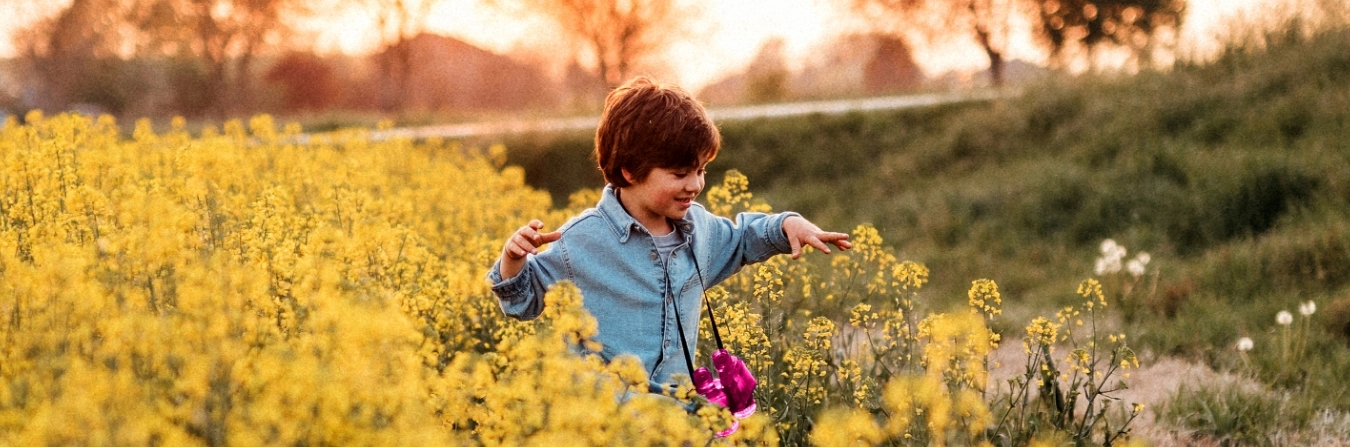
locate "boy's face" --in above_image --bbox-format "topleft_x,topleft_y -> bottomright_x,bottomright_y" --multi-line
620,156 -> 711,232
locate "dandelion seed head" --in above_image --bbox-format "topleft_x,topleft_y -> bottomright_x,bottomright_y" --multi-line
1300,301 -> 1316,316
1126,259 -> 1146,277
1100,239 -> 1118,255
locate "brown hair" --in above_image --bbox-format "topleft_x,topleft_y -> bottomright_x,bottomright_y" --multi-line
594,76 -> 721,187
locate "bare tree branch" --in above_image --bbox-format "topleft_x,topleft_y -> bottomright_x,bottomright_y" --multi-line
500,0 -> 695,87
356,0 -> 447,111
129,0 -> 302,117
846,0 -> 1021,86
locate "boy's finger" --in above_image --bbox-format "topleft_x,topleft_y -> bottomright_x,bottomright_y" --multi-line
511,235 -> 533,253
809,237 -> 832,254
539,231 -> 563,244
819,233 -> 850,249
519,225 -> 540,244
789,237 -> 803,259
504,241 -> 525,260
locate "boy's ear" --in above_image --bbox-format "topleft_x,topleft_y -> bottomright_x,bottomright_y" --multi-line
621,168 -> 637,185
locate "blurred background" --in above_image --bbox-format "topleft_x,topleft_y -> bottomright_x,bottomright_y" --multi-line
3,1 -> 1350,442
0,0 -> 1312,125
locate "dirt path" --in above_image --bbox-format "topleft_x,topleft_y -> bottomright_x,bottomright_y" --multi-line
984,342 -> 1261,446
367,89 -> 1015,141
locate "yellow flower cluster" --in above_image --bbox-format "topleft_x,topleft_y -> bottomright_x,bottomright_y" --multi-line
1,113 -> 1150,446
850,303 -> 878,330
437,283 -> 751,445
704,169 -> 772,217
804,317 -> 838,353
1025,316 -> 1061,350
966,279 -> 1002,320
917,313 -> 994,393
780,317 -> 838,408
703,290 -> 774,375
894,260 -> 929,291
990,279 -> 1143,445
1077,278 -> 1108,310
0,113 -> 771,445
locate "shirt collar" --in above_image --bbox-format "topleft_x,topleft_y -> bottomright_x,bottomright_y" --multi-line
597,184 -> 695,243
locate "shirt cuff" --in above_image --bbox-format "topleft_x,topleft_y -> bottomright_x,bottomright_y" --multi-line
488,259 -> 533,304
768,211 -> 801,254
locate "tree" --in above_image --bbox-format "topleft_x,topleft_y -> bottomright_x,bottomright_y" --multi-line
356,0 -> 448,111
265,51 -> 341,112
1035,0 -> 1185,70
502,0 -> 695,87
847,0 -> 1022,87
9,0 -> 306,117
864,34 -> 924,93
128,0 -> 301,117
743,38 -> 790,103
11,0 -> 132,113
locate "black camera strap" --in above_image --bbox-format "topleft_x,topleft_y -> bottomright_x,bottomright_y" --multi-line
671,241 -> 726,376
696,254 -> 726,351
669,269 -> 698,375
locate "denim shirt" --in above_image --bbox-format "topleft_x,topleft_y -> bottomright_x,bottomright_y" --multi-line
488,184 -> 797,392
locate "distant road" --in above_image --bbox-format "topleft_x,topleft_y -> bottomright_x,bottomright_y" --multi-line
369,89 -> 1016,141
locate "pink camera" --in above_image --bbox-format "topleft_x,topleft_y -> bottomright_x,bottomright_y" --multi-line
712,349 -> 758,418
691,349 -> 759,437
692,367 -> 739,437
682,263 -> 759,437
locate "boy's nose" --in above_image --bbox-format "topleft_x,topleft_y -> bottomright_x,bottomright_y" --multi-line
688,176 -> 703,192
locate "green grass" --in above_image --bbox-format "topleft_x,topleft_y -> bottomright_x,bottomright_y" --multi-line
491,23 -> 1350,441
1159,380 -> 1292,446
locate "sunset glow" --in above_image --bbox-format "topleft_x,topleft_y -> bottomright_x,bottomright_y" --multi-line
289,0 -> 1294,89
0,0 -> 1297,90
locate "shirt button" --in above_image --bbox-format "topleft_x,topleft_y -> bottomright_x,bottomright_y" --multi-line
650,251 -> 658,260
664,340 -> 671,348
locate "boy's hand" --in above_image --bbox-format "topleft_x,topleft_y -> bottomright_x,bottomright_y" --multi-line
499,220 -> 562,279
783,215 -> 852,259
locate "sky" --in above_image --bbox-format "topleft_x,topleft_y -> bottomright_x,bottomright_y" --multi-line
2,0 -> 1282,90
296,0 -> 846,88
305,0 -> 1280,89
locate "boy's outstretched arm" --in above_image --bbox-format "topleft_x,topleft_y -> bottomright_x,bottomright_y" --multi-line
782,215 -> 852,259
499,219 -> 562,280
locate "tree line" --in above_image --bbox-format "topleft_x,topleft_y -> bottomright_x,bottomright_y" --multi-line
1,0 -> 1185,120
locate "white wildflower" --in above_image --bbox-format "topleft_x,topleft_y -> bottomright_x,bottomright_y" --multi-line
1127,259 -> 1146,277
1093,239 -> 1130,275
1100,239 -> 1118,255
1236,337 -> 1254,352
1094,258 -> 1111,276
1299,300 -> 1316,316
1277,310 -> 1293,326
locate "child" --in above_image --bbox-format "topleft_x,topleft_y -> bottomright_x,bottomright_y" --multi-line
488,76 -> 851,394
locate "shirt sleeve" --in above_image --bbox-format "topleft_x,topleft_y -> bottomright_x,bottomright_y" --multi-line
486,243 -> 567,321
698,210 -> 799,285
